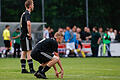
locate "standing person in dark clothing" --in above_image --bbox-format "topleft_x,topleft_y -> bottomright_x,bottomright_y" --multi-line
12,28 -> 21,58
87,27 -> 101,57
81,27 -> 91,42
20,0 -> 35,73
80,27 -> 87,41
49,28 -> 54,38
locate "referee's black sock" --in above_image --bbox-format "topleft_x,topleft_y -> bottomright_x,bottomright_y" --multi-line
27,59 -> 34,71
5,49 -> 10,57
41,65 -> 51,73
20,59 -> 26,70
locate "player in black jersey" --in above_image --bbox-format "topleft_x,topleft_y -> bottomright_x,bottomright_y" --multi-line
31,34 -> 64,79
20,0 -> 35,73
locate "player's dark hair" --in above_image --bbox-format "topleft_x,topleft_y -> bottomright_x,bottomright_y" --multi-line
25,0 -> 33,9
5,25 -> 10,28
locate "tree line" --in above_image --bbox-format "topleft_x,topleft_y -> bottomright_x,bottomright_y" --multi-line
1,0 -> 120,31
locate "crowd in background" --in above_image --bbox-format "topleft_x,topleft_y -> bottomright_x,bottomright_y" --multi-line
44,26 -> 120,43
44,25 -> 120,57
1,25 -> 120,58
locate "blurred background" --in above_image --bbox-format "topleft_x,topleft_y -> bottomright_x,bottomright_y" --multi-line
0,0 -> 120,57
1,0 -> 120,31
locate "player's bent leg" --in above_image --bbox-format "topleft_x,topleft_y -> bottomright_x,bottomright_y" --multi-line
27,50 -> 35,73
34,56 -> 59,79
20,51 -> 29,73
34,63 -> 48,78
47,55 -> 59,67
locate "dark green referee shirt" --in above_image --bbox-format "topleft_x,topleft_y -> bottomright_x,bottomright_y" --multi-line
91,32 -> 101,47
12,31 -> 20,44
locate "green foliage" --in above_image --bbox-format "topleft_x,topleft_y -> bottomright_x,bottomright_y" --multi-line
1,0 -> 120,30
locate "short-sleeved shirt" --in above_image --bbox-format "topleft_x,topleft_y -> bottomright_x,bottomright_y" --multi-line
33,38 -> 58,53
91,32 -> 101,47
3,29 -> 10,40
103,33 -> 111,44
12,31 -> 20,44
20,10 -> 31,39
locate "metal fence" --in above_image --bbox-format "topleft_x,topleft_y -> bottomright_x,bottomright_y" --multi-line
0,22 -> 46,47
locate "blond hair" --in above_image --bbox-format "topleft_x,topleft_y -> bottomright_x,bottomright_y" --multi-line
25,0 -> 33,8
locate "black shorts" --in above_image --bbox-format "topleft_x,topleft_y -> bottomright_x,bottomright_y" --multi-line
31,49 -> 54,64
14,43 -> 20,49
4,40 -> 10,48
20,37 -> 32,51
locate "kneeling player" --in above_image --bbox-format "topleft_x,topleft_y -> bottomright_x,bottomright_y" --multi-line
31,37 -> 64,79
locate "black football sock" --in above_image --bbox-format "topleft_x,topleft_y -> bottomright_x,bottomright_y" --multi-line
38,66 -> 43,71
27,59 -> 34,71
41,65 -> 51,73
20,59 -> 26,70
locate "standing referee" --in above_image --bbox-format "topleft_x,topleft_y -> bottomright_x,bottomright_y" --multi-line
20,0 -> 35,73
2,25 -> 11,57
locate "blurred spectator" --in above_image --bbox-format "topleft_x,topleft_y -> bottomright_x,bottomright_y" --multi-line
80,27 -> 87,41
114,29 -> 117,36
49,28 -> 54,38
86,27 -> 91,41
98,27 -> 104,56
54,28 -> 64,43
86,27 -> 91,34
64,26 -> 77,57
115,30 -> 120,42
75,33 -> 82,49
76,27 -> 81,34
87,27 -> 101,57
114,29 -> 117,40
80,27 -> 91,42
63,28 -> 66,36
2,25 -> 11,57
71,26 -> 77,43
103,29 -> 111,57
76,27 -> 82,39
12,28 -> 21,58
64,26 -> 73,43
54,29 -> 64,44
71,26 -> 79,57
108,28 -> 115,42
43,26 -> 50,38
99,27 -> 104,38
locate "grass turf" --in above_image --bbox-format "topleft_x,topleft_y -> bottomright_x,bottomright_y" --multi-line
0,58 -> 120,80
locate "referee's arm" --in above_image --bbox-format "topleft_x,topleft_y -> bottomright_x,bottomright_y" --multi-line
27,21 -> 31,39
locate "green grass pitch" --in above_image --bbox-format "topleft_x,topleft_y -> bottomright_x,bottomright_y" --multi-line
0,58 -> 120,80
